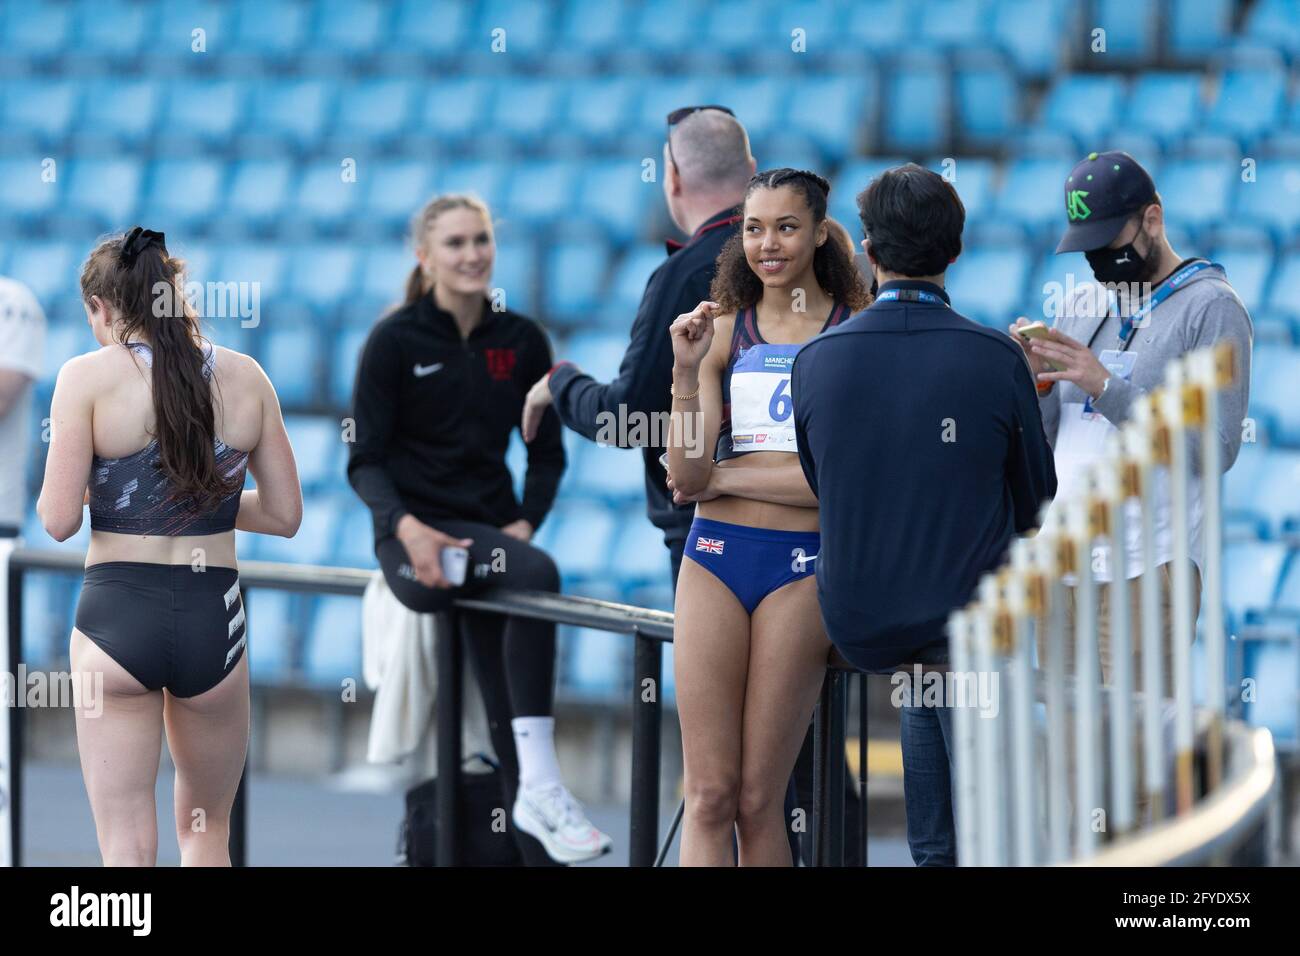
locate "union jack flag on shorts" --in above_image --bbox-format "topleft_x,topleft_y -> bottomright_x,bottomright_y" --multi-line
695,536 -> 725,554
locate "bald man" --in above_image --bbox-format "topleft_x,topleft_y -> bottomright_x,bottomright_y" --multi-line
522,107 -> 756,586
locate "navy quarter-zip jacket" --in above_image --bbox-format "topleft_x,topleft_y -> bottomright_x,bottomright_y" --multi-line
792,280 -> 1056,670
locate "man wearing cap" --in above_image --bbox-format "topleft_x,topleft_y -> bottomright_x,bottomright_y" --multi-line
1010,150 -> 1253,694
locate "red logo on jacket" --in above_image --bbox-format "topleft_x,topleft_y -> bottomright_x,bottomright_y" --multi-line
485,348 -> 516,381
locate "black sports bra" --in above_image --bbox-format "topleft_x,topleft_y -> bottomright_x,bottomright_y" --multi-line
88,342 -> 249,535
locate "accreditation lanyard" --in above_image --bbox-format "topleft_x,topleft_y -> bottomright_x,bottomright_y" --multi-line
1109,259 -> 1216,347
874,288 -> 949,306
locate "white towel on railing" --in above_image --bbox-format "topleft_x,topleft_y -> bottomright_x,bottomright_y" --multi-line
361,571 -> 492,765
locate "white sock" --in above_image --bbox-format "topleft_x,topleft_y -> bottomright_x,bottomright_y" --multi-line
513,716 -> 562,790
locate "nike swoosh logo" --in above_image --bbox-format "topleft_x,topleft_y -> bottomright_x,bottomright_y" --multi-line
413,362 -> 444,377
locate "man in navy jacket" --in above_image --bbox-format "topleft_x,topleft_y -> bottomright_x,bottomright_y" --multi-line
792,164 -> 1056,865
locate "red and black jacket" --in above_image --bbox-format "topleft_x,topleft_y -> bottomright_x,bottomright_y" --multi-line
347,294 -> 565,544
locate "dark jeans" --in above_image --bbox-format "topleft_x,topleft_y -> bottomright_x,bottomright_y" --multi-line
899,699 -> 956,866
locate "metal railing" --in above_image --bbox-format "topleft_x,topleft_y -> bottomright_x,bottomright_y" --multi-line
949,343 -> 1278,865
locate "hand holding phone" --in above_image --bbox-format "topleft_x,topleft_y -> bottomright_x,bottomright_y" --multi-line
1012,320 -> 1067,372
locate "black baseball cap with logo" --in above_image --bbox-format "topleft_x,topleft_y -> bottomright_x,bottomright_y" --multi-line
1054,150 -> 1158,254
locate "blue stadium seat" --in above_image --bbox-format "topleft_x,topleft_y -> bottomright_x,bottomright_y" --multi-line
71,78 -> 159,143
1263,252 -> 1300,320
1,79 -> 78,143
314,0 -> 387,56
260,322 -> 324,408
417,79 -> 494,142
1240,638 -> 1299,743
575,160 -> 654,242
936,157 -> 997,221
41,323 -> 89,385
76,0 -> 149,56
232,0 -> 309,55
1224,541 -> 1288,626
791,75 -> 872,162
492,78 -> 566,146
255,493 -> 341,566
1224,436 -> 1267,528
1156,160 -> 1234,232
918,0 -> 989,46
1040,75 -> 1126,147
1252,449 -> 1300,534
1207,246 -> 1273,316
1233,160 -> 1300,241
1093,0 -> 1159,63
21,574 -> 74,667
1169,0 -> 1234,59
330,325 -> 369,408
163,79 -> 245,142
243,588 -> 297,683
610,512 -> 673,585
1124,73 -> 1202,144
365,160 -> 436,231
700,0 -> 774,54
883,54 -> 950,153
995,157 -> 1072,230
569,443 -> 646,503
843,0 -> 913,50
248,80 -> 335,149
145,159 -> 225,230
1,1 -> 72,55
492,239 -> 537,314
1244,0 -> 1300,55
0,158 -> 60,221
333,78 -> 415,141
562,331 -> 628,382
954,56 -> 1018,145
1250,345 -> 1300,447
65,158 -> 143,228
566,77 -> 640,143
990,0 -> 1068,78
475,0 -> 553,55
544,501 -> 618,581
1025,250 -> 1093,324
769,1 -> 841,54
226,159 -> 295,228
637,79 -> 709,139
434,160 -> 511,208
302,595 -> 363,687
334,505 -> 377,569
8,241 -> 80,307
714,76 -> 783,143
217,243 -> 289,307
286,244 -> 359,316
154,1 -> 230,53
945,246 -> 1031,327
283,416 -> 345,492
1276,552 -> 1300,615
608,244 -> 666,319
560,626 -> 626,698
630,0 -> 700,52
544,242 -> 608,321
558,0 -> 630,50
1206,68 -> 1287,144
356,244 -> 409,316
292,161 -> 362,230
391,0 -> 473,53
506,159 -> 580,225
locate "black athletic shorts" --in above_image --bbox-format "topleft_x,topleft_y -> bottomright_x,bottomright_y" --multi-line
74,561 -> 247,698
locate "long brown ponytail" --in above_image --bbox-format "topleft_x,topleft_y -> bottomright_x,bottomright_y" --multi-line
80,229 -> 240,512
399,193 -> 493,308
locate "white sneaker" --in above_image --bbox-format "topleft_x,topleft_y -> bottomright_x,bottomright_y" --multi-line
512,782 -> 612,864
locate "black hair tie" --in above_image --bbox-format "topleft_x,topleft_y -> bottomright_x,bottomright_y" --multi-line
119,226 -> 167,268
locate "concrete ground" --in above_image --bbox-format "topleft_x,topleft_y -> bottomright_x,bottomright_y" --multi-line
18,759 -> 915,867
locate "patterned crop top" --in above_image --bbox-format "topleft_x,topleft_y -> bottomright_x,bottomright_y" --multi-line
716,302 -> 850,462
88,341 -> 249,535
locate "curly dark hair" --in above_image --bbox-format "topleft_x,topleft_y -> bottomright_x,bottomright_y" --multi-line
709,167 -> 871,314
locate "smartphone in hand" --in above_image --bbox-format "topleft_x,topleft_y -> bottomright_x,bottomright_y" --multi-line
440,546 -> 469,586
1015,321 -> 1067,371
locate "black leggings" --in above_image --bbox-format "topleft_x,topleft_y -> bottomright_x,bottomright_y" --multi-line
377,519 -> 559,751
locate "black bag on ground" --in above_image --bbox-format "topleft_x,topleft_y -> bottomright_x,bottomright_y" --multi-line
399,753 -> 523,867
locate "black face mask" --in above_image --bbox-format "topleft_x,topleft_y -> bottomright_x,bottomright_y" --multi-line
1085,242 -> 1150,285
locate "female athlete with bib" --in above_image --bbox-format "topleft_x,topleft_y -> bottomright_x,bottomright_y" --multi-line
665,169 -> 870,865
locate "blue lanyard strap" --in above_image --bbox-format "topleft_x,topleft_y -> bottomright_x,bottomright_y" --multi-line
874,288 -> 948,306
1116,259 -> 1216,343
